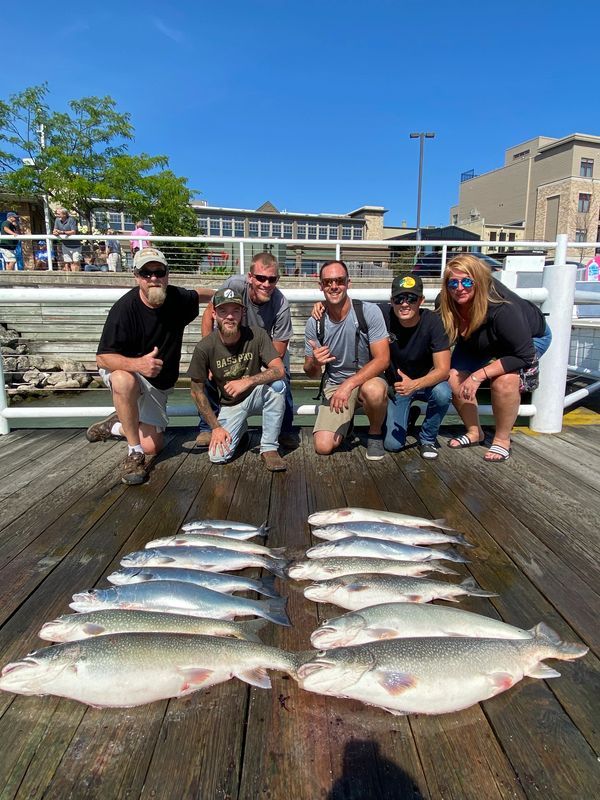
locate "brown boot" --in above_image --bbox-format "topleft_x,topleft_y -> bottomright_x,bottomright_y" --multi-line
261,450 -> 287,472
195,431 -> 212,447
86,412 -> 120,443
121,451 -> 148,485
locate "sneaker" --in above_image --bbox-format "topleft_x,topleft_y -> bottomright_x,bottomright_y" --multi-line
365,436 -> 385,461
261,451 -> 287,472
419,442 -> 438,460
121,451 -> 149,485
278,431 -> 299,450
86,412 -> 120,443
195,430 -> 212,447
407,406 -> 420,436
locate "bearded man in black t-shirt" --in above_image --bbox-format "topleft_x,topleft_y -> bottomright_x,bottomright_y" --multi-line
383,274 -> 452,460
85,247 -> 214,485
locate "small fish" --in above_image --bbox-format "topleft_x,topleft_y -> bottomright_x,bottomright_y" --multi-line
288,558 -> 459,581
304,574 -> 496,610
180,526 -> 266,540
107,568 -> 279,598
70,581 -> 290,626
294,624 -> 588,715
182,519 -> 268,536
310,604 -> 533,648
0,634 -> 297,707
312,521 -> 471,548
121,547 -> 288,578
308,508 -> 454,531
39,610 -> 268,643
306,537 -> 468,564
144,533 -> 285,558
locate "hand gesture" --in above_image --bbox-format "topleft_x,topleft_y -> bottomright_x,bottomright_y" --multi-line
394,369 -> 417,396
224,377 -> 253,399
311,302 -> 325,321
209,426 -> 232,457
308,339 -> 336,368
137,346 -> 163,378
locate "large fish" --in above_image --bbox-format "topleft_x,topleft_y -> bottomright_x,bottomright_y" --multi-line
306,537 -> 468,564
288,558 -> 459,582
182,519 -> 268,536
294,624 -> 588,715
121,547 -> 288,578
308,508 -> 454,531
39,610 -> 268,643
304,574 -> 496,609
310,604 -> 534,648
107,567 -> 279,598
311,522 -> 471,548
0,633 -> 297,707
144,533 -> 284,557
70,581 -> 290,626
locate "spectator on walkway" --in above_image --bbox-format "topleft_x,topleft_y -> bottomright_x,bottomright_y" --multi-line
53,208 -> 82,272
1,212 -> 20,270
130,221 -> 151,263
106,229 -> 122,272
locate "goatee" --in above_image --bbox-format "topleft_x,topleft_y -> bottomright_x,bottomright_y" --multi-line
217,319 -> 240,342
146,286 -> 167,307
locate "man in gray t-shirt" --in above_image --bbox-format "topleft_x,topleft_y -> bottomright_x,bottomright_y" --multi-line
53,208 -> 82,272
304,260 -> 390,460
196,252 -> 297,448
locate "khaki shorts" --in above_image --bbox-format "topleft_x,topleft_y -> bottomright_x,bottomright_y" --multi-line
0,248 -> 17,263
99,369 -> 170,431
313,383 -> 361,437
62,247 -> 82,263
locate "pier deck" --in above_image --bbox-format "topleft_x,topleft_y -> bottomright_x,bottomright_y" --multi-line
0,420 -> 598,800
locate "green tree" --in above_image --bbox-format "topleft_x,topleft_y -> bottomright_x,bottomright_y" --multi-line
0,83 -> 198,234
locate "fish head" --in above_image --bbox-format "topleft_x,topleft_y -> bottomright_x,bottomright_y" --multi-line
69,589 -> 113,612
286,561 -> 314,580
107,569 -> 148,585
295,648 -> 370,693
0,645 -> 80,695
144,537 -> 173,549
121,549 -> 167,567
310,612 -> 366,648
303,580 -> 342,603
306,543 -> 335,559
312,527 -> 344,541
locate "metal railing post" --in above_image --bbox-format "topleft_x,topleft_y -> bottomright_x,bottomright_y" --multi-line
440,244 -> 448,278
531,234 -> 576,433
0,354 -> 9,434
335,243 -> 341,262
239,241 -> 245,274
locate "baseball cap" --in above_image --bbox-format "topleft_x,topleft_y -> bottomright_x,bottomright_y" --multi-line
391,273 -> 423,297
6,211 -> 17,219
133,247 -> 168,271
213,287 -> 244,308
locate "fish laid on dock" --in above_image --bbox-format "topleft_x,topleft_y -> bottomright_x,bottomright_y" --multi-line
310,603 -> 534,648
107,567 -> 279,597
181,519 -> 268,536
0,634 -> 297,707
304,575 -> 496,610
308,508 -> 454,531
294,624 -> 588,715
121,547 -> 288,578
70,581 -> 290,626
288,557 -> 459,581
306,537 -> 468,564
144,533 -> 284,557
39,610 -> 269,643
311,521 -> 471,548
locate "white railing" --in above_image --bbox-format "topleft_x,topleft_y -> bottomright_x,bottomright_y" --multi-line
1,234 -> 599,435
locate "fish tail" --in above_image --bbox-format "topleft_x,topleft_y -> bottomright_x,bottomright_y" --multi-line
268,546 -> 288,558
257,520 -> 269,537
260,597 -> 291,627
443,548 -> 470,564
431,518 -> 457,532
262,556 -> 289,579
434,565 -> 460,576
460,577 -> 498,597
453,533 -> 475,548
256,574 -> 279,598
532,622 -> 589,660
237,618 -> 269,642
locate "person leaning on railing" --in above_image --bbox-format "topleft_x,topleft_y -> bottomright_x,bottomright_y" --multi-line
439,254 -> 552,463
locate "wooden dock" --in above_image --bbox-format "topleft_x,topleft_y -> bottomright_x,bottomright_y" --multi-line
0,421 -> 598,800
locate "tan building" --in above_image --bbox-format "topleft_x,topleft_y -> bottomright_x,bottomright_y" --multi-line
450,134 -> 600,258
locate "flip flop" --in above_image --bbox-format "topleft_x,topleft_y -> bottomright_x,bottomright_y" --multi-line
448,434 -> 484,449
483,444 -> 511,463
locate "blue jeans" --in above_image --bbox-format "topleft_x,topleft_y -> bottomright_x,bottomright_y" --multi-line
209,380 -> 286,463
384,381 -> 452,450
198,375 -> 294,434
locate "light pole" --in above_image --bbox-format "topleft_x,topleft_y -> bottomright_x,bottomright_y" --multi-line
409,132 -> 435,241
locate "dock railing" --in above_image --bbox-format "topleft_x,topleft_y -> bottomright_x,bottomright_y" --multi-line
0,233 -> 599,435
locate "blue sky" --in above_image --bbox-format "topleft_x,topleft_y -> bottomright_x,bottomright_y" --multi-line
9,0 -> 599,228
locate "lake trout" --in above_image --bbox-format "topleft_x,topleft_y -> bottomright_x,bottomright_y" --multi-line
144,533 -> 285,557
306,537 -> 468,563
121,547 -> 288,578
181,519 -> 268,536
311,521 -> 471,547
288,558 -> 459,581
308,508 -> 454,531
107,567 -> 279,598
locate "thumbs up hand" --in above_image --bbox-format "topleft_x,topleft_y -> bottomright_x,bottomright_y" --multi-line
138,346 -> 163,377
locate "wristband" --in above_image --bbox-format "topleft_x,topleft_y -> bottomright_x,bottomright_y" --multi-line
470,374 -> 482,383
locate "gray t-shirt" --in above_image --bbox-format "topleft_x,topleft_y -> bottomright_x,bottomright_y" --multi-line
305,301 -> 389,385
53,216 -> 79,248
220,276 -> 293,342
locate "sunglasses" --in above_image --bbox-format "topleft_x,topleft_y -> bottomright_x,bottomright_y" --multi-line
137,267 -> 167,279
447,277 -> 474,290
321,276 -> 348,288
392,293 -> 420,305
252,273 -> 278,285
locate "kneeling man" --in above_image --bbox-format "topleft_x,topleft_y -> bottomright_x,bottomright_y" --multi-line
189,288 -> 287,471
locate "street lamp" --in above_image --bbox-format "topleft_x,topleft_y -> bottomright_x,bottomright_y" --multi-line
409,132 -> 435,241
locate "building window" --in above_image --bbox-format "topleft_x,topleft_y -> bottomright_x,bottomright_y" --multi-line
222,217 -> 233,237
512,149 -> 530,160
318,224 -> 329,240
259,219 -> 271,238
198,217 -> 208,235
489,232 -> 497,241
575,228 -> 587,242
283,222 -> 293,239
578,193 -> 591,214
249,221 -> 259,238
352,225 -> 363,240
452,214 -> 458,225
308,223 -> 317,240
234,218 -> 245,237
297,222 -> 307,238
210,219 -> 221,236
508,233 -> 516,241
581,158 -> 594,178
342,225 -> 352,240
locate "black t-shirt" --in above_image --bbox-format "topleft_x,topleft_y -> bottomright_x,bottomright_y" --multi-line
188,325 -> 279,407
2,220 -> 19,252
97,286 -> 199,390
387,308 -> 450,380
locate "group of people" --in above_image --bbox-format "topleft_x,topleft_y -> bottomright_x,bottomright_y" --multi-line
86,248 -> 551,485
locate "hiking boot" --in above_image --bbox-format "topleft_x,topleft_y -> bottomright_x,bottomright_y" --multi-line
278,431 -> 299,450
261,450 -> 287,472
86,412 -> 120,443
365,435 -> 385,461
121,451 -> 149,485
419,442 -> 438,460
407,405 -> 420,436
195,430 -> 212,447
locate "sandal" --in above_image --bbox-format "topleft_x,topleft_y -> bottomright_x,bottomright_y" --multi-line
448,434 -> 484,449
483,444 -> 511,463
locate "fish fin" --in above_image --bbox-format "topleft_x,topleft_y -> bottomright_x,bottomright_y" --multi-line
526,662 -> 561,680
177,667 -> 216,689
431,518 -> 456,532
237,619 -> 268,642
442,597 -> 460,603
346,581 -> 370,592
376,670 -> 417,695
488,671 -> 516,694
237,667 -> 271,689
454,534 -> 475,547
460,578 -> 498,598
434,565 -> 460,576
256,573 -> 279,598
81,623 -> 107,636
262,597 -> 291,627
530,623 -> 589,660
443,548 -> 469,564
369,627 -> 400,640
268,547 -> 287,558
259,520 -> 270,535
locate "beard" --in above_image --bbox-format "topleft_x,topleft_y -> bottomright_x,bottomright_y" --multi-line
217,318 -> 240,342
145,285 -> 167,307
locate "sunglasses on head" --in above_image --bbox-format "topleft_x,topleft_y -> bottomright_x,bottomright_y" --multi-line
321,276 -> 348,288
447,277 -> 474,290
252,273 -> 278,285
137,267 -> 167,279
392,293 -> 420,305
